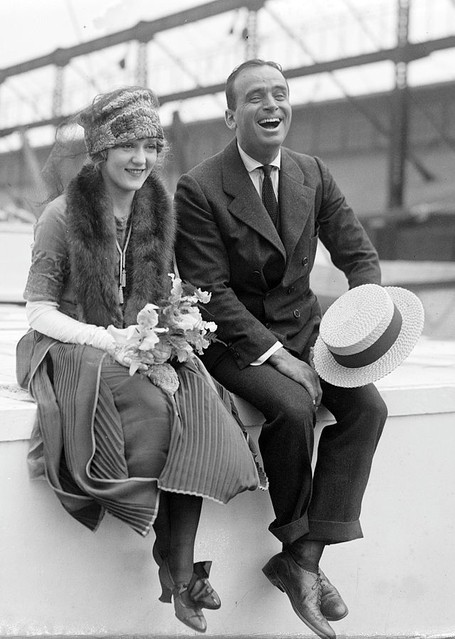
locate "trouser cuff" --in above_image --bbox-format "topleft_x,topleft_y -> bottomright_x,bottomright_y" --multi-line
269,515 -> 364,546
268,514 -> 310,546
306,518 -> 363,544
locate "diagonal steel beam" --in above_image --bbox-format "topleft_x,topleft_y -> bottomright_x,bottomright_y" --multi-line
0,35 -> 454,139
0,0 -> 266,81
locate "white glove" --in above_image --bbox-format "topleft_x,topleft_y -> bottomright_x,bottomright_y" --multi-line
26,300 -> 117,355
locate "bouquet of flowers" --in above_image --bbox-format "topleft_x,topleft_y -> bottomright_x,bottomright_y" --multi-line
107,274 -> 217,395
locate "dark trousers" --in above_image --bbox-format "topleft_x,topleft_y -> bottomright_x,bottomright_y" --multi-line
210,353 -> 388,546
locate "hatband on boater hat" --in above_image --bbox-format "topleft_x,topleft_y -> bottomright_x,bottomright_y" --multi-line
313,283 -> 424,388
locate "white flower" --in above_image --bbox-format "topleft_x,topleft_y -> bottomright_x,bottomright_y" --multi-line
138,330 -> 161,351
137,304 -> 159,329
195,288 -> 212,304
107,275 -> 216,390
169,273 -> 183,301
173,307 -> 202,331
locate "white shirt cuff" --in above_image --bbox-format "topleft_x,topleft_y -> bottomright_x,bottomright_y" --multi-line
250,341 -> 283,366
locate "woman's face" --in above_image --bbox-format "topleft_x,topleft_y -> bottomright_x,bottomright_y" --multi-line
101,138 -> 158,195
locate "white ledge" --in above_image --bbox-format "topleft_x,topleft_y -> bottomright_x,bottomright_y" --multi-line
1,334 -> 455,444
1,368 -> 454,444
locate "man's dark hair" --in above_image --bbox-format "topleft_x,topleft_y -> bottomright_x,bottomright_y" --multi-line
225,59 -> 286,110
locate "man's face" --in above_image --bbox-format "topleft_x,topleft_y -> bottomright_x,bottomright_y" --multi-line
225,64 -> 292,164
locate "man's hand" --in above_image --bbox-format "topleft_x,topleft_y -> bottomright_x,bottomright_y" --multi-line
268,347 -> 322,407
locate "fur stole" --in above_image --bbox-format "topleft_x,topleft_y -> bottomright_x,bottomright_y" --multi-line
66,164 -> 175,328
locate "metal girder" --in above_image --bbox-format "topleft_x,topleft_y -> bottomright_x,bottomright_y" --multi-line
0,0 -> 266,82
136,41 -> 149,87
244,9 -> 259,59
0,34 -> 454,138
388,0 -> 412,208
155,36 -> 455,103
52,66 -> 65,118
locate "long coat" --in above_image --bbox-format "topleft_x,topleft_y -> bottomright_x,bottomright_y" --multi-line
175,139 -> 381,371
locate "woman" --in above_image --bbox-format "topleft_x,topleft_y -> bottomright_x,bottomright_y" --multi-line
16,86 -> 265,634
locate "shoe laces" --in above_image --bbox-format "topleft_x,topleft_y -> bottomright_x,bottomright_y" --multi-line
319,570 -> 329,589
313,573 -> 323,607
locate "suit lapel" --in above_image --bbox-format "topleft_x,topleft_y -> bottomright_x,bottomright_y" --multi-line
279,150 -> 313,258
279,149 -> 314,286
222,140 -> 286,258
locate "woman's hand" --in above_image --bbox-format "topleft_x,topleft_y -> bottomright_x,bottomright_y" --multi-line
268,347 -> 322,408
112,345 -> 148,372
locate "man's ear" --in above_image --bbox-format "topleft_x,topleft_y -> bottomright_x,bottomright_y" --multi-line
225,109 -> 236,130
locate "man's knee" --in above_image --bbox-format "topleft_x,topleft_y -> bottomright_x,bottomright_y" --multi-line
264,382 -> 313,421
350,388 -> 388,449
259,389 -> 315,448
361,388 -> 388,426
327,383 -> 388,425
258,392 -> 314,463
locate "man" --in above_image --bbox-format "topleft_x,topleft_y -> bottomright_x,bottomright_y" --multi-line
174,59 -> 387,639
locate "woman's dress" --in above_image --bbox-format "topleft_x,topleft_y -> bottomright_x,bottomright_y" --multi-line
17,185 -> 266,537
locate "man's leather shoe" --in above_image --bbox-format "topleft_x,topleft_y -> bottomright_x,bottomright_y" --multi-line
262,552 -> 336,639
319,570 -> 348,621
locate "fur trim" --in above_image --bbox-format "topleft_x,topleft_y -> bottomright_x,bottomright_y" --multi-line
66,164 -> 175,328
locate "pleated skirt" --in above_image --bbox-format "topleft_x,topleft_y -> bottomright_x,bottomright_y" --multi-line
24,336 -> 265,536
96,353 -> 262,501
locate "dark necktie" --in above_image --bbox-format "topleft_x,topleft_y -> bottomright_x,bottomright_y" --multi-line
261,164 -> 278,226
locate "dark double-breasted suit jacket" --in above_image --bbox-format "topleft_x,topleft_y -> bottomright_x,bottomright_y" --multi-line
175,138 -> 381,372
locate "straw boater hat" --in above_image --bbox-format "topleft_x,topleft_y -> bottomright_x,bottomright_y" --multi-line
313,283 -> 424,388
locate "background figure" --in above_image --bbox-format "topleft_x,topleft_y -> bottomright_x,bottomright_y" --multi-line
175,59 -> 388,639
16,86 -> 264,635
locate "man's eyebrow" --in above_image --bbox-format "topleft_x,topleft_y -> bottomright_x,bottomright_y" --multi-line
245,83 -> 288,98
245,85 -> 266,98
273,82 -> 289,92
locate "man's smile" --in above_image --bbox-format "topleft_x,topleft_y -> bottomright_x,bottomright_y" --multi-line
258,117 -> 281,130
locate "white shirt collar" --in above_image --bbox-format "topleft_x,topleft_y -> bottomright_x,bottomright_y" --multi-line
237,143 -> 281,174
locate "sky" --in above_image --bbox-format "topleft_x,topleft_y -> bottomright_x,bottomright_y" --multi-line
1,0 -> 453,67
1,0 -> 196,66
1,0 -> 455,151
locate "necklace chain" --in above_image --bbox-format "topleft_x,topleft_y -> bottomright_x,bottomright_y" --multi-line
115,219 -> 133,305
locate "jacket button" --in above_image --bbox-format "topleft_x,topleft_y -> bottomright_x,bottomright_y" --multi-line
293,309 -> 301,318
287,286 -> 295,294
302,256 -> 309,266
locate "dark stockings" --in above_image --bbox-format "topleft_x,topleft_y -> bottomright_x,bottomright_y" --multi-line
153,492 -> 203,585
288,538 -> 326,574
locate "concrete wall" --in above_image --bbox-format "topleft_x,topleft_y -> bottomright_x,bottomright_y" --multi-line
1,375 -> 455,638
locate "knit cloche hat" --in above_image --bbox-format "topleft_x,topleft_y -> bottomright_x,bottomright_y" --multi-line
77,86 -> 164,156
313,283 -> 424,388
